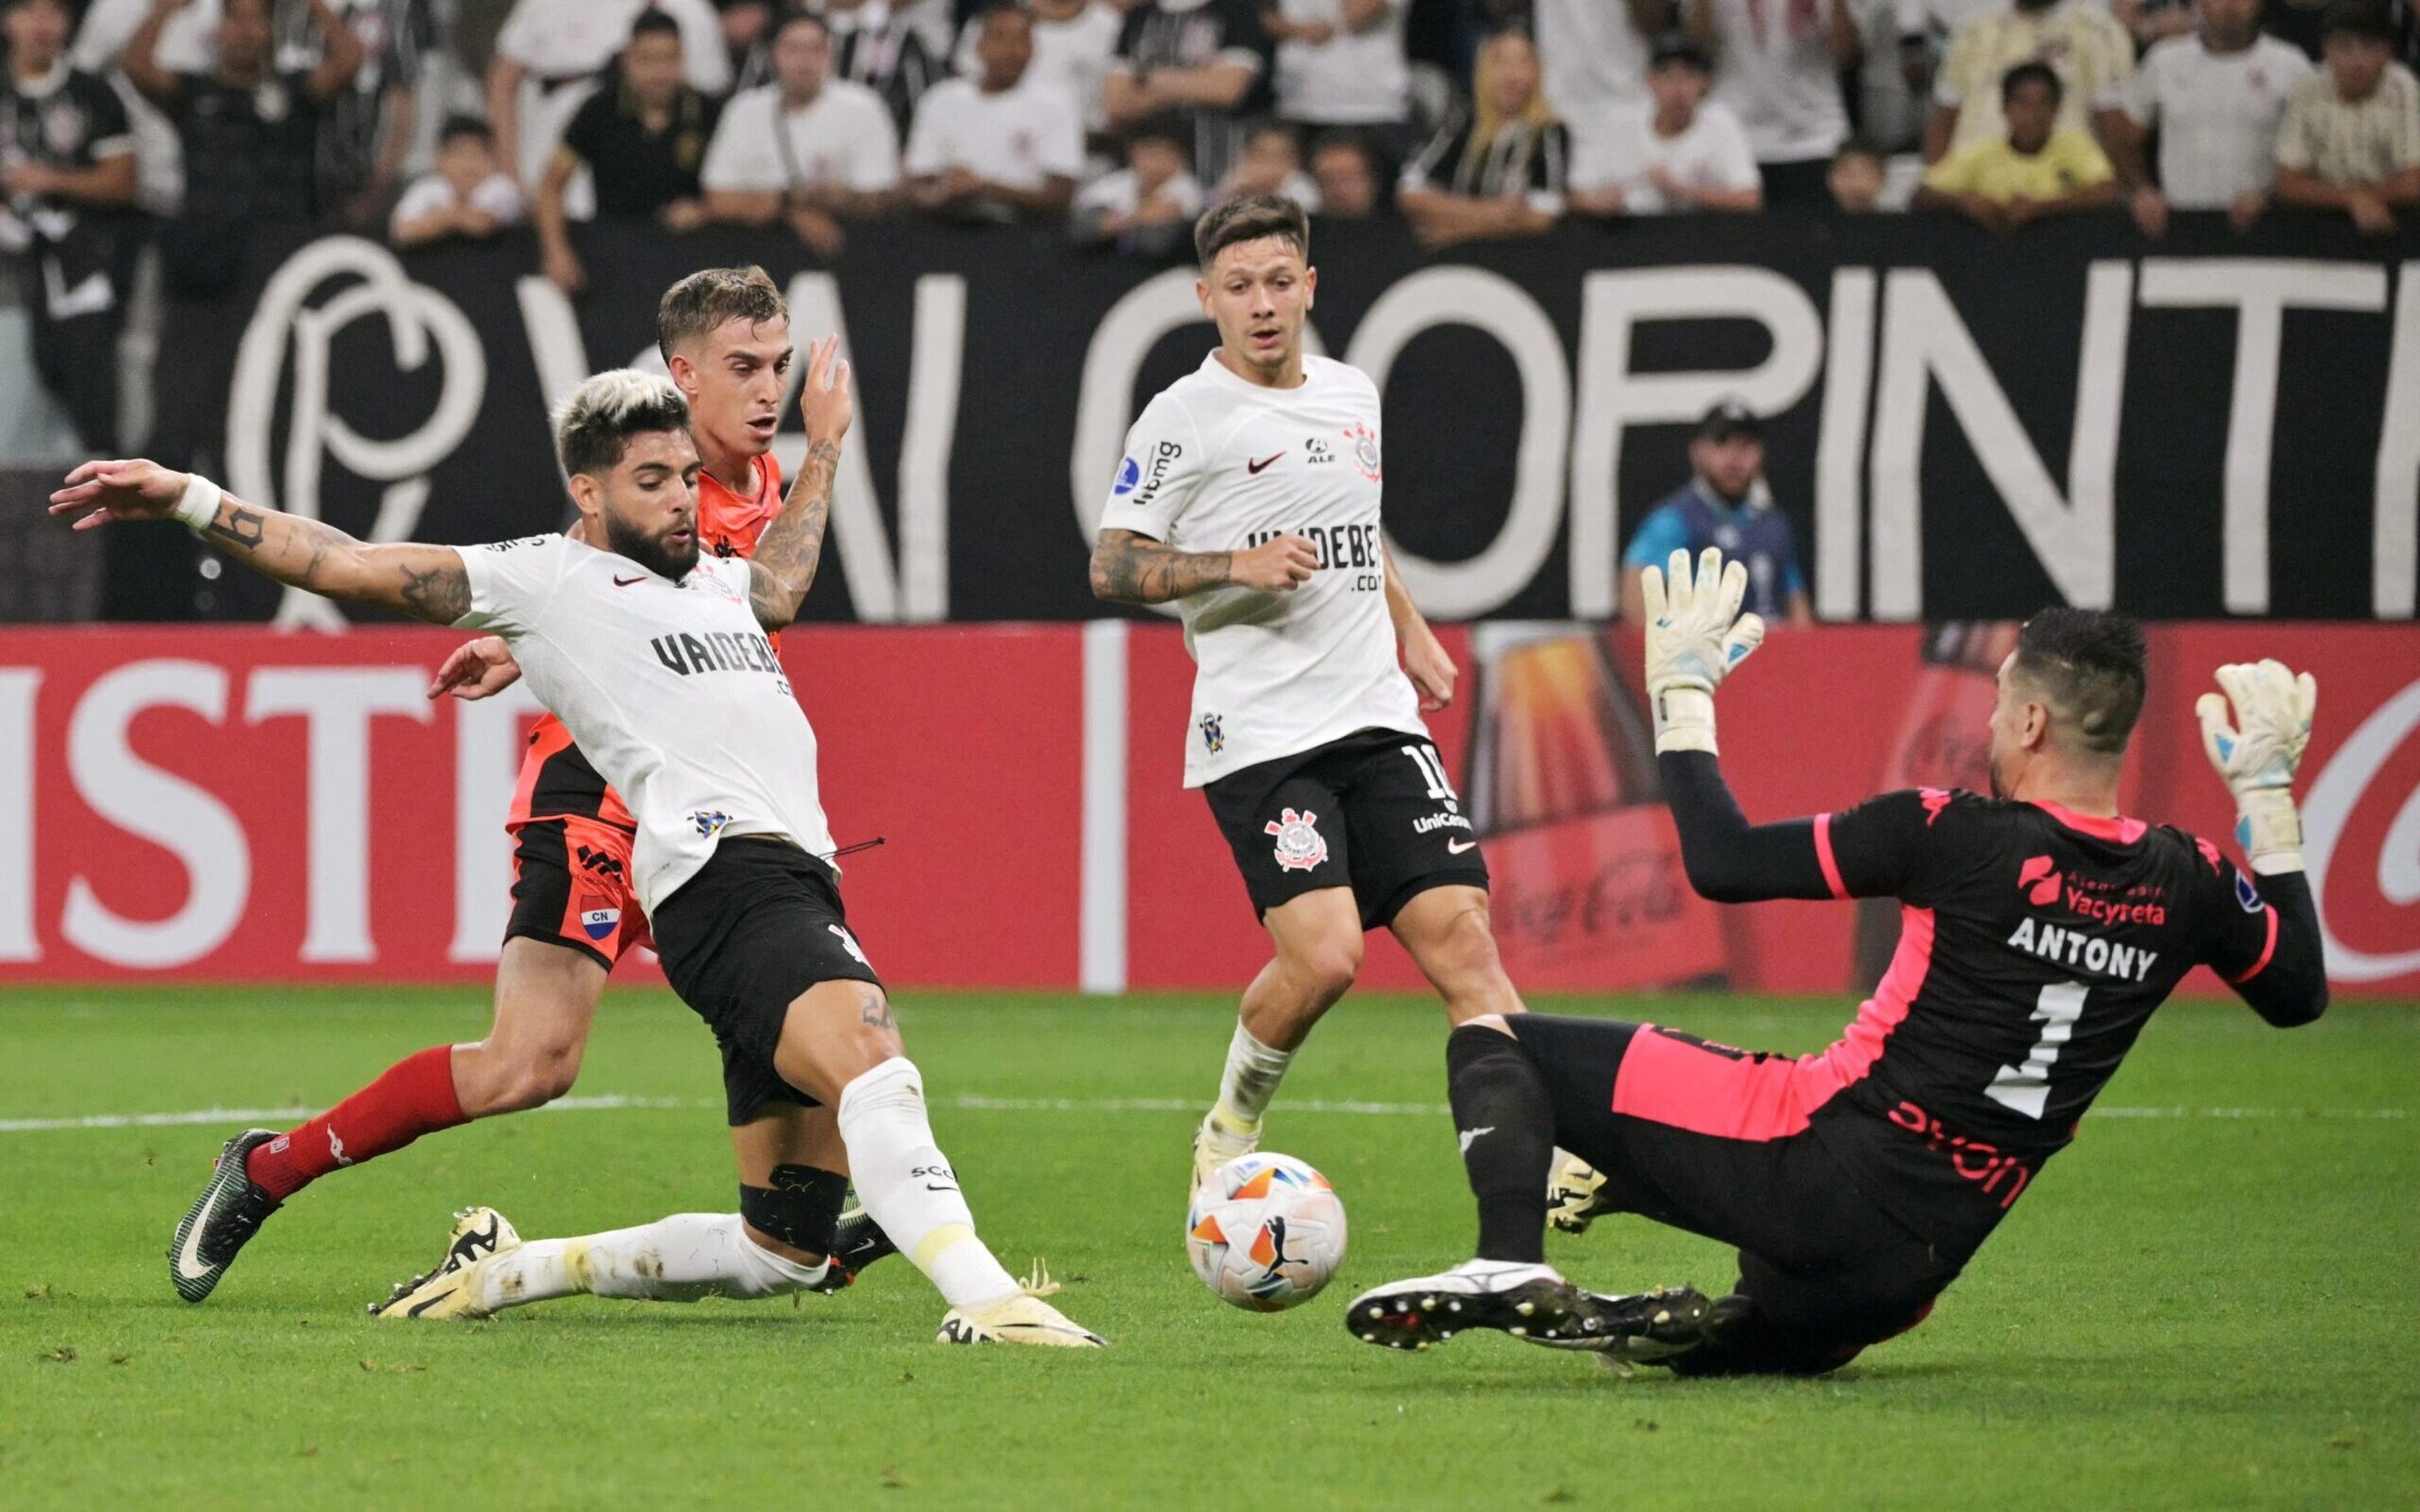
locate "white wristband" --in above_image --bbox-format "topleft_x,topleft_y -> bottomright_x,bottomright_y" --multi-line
171,474 -> 224,533
1652,685 -> 1718,756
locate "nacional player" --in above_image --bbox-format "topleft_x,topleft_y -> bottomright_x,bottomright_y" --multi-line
1346,549 -> 2328,1370
158,267 -> 890,1305
64,362 -> 1100,1346
1086,195 -> 1531,1198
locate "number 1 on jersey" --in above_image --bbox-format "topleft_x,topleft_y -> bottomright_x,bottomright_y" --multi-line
1985,981 -> 2088,1120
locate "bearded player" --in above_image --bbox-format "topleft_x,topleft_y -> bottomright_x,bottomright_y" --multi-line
1345,549 -> 2327,1370
66,356 -> 1099,1346
166,267 -> 890,1305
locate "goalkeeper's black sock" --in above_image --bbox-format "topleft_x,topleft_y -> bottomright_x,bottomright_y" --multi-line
1445,1022 -> 1555,1266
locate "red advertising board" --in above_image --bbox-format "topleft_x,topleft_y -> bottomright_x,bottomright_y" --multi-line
1,622 -> 2413,998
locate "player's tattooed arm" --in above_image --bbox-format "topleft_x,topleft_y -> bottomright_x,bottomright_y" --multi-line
1088,529 -> 1233,602
749,333 -> 854,631
748,437 -> 841,630
1089,529 -> 1320,602
47,459 -> 473,625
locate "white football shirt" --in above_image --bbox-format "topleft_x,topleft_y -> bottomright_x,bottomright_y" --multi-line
1569,100 -> 1762,211
1099,352 -> 1426,788
2121,35 -> 2310,207
453,535 -> 837,914
902,75 -> 1085,190
701,79 -> 902,196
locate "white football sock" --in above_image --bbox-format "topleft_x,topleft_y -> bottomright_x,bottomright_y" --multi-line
1211,1021 -> 1293,1133
472,1213 -> 825,1310
836,1057 -> 1021,1309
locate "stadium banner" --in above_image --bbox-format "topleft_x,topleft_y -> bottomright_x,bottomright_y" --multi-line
165,215 -> 2420,629
2,622 -> 2412,997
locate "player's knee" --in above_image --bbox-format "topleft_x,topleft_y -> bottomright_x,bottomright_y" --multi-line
1289,934 -> 1364,1003
494,1040 -> 582,1111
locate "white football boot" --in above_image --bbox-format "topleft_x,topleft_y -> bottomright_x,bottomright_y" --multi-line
936,1262 -> 1106,1348
369,1206 -> 521,1320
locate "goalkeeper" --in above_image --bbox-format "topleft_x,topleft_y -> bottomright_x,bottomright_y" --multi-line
1345,548 -> 2329,1372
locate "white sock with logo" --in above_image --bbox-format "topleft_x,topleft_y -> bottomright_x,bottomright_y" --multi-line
473,1213 -> 826,1310
1210,1021 -> 1293,1137
835,1057 -> 1022,1309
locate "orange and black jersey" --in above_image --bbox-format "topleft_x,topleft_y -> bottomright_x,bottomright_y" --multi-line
1654,750 -> 2326,1252
506,452 -> 784,832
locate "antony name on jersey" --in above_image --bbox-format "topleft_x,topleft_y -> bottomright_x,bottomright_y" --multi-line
1100,352 -> 1422,788
454,532 -> 836,914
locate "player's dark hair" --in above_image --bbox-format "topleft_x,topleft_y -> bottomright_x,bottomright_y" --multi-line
628,9 -> 683,45
554,370 -> 691,479
1194,194 -> 1310,270
2013,607 -> 2147,757
437,113 -> 493,149
2001,60 -> 2062,105
656,265 -> 788,364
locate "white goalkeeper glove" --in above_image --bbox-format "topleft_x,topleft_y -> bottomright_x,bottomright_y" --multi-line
2194,658 -> 2317,876
1640,546 -> 1766,755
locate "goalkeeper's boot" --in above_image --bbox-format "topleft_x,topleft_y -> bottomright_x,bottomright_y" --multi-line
1190,1108 -> 1261,1192
1566,1286 -> 1717,1368
369,1206 -> 521,1320
1546,1148 -> 1614,1235
936,1263 -> 1106,1348
168,1129 -> 284,1303
802,1201 -> 900,1295
1344,1260 -> 1605,1352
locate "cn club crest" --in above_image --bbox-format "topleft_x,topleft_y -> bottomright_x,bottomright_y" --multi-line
1265,807 -> 1328,872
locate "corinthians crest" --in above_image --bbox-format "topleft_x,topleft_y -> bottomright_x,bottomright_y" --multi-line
1264,808 -> 1328,872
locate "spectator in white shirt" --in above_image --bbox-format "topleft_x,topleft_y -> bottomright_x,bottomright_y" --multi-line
1690,0 -> 1863,202
1265,0 -> 1409,131
955,0 -> 1124,135
390,113 -> 525,246
1072,120 -> 1204,251
1309,128 -> 1380,213
487,0 -> 727,192
906,3 -> 1084,219
1217,120 -> 1323,206
701,10 -> 899,256
2112,0 -> 2313,233
1570,35 -> 1763,214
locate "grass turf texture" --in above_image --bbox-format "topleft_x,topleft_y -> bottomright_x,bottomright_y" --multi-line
3,987 -> 2413,1510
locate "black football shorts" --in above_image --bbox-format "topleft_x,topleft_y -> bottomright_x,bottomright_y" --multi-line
1203,726 -> 1489,929
648,838 -> 885,1125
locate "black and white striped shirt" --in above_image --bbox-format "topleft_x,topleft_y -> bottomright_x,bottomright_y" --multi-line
1399,103 -> 1569,209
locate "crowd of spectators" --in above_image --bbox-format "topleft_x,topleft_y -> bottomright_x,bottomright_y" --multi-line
1,0 -> 2417,455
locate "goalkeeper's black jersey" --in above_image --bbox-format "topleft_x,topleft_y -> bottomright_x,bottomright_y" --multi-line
1797,789 -> 2285,1251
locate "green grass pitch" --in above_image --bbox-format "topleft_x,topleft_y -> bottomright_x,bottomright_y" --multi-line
3,985 -> 2414,1509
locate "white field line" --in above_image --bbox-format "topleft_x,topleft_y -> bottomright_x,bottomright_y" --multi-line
0,1096 -> 2402,1135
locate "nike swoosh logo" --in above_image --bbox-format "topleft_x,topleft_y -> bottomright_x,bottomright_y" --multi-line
175,1181 -> 226,1281
1247,452 -> 1286,474
613,574 -> 647,587
1447,839 -> 1478,854
406,1283 -> 459,1318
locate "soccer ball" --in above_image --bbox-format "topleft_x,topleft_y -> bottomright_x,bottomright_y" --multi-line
1185,1152 -> 1347,1311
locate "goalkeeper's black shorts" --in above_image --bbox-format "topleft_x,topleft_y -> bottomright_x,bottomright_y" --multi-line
1509,1013 -> 1967,1375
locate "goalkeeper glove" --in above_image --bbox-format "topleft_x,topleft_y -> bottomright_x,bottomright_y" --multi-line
1640,546 -> 1766,755
2194,658 -> 2317,875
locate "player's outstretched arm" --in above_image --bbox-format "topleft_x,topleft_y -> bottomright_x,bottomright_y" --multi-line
1638,546 -> 1838,903
2197,660 -> 2329,1027
1088,529 -> 1318,603
748,335 -> 852,631
50,461 -> 473,624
